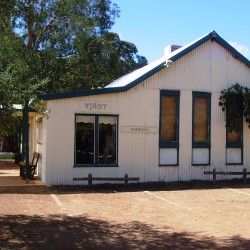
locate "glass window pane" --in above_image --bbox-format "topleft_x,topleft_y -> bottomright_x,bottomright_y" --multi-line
159,148 -> 178,165
75,116 -> 94,164
192,148 -> 210,165
227,131 -> 241,143
161,96 -> 177,142
194,97 -> 209,142
226,148 -> 242,164
98,116 -> 117,164
37,120 -> 43,144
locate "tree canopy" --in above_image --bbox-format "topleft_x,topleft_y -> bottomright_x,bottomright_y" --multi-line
0,0 -> 148,135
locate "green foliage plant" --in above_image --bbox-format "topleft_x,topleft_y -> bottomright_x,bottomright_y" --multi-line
0,0 -> 148,135
219,83 -> 250,132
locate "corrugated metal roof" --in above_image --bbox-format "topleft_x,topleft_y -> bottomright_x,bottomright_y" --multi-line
105,32 -> 210,89
39,31 -> 250,101
105,57 -> 167,88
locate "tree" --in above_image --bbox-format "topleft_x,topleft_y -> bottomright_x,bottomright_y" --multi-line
60,32 -> 148,90
0,0 -> 148,135
0,18 -> 25,136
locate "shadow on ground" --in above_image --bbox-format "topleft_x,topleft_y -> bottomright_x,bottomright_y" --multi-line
1,159 -> 250,194
48,178 -> 250,196
0,214 -> 249,250
0,180 -> 250,195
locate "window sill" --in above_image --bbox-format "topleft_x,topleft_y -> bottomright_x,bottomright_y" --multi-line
226,163 -> 243,166
73,164 -> 119,168
192,164 -> 210,166
159,164 -> 179,167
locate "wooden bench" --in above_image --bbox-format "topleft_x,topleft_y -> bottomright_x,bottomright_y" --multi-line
20,152 -> 40,180
73,174 -> 139,187
204,168 -> 250,184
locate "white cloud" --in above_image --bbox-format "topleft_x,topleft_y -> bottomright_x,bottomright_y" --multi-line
229,41 -> 250,59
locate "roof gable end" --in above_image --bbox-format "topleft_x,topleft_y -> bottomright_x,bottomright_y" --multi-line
39,31 -> 250,101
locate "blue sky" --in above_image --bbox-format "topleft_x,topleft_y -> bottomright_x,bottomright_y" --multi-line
111,0 -> 250,63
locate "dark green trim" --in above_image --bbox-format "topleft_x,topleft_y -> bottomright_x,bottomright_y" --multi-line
38,63 -> 166,101
212,33 -> 250,68
192,92 -> 211,148
94,116 -> 99,165
24,99 -> 30,181
73,165 -> 119,168
226,162 -> 243,166
169,33 -> 212,62
192,92 -> 211,165
159,164 -> 179,167
159,90 -> 180,166
192,163 -> 210,167
74,113 -> 119,167
38,31 -> 250,101
21,110 -> 25,161
226,142 -> 243,148
226,121 -> 243,165
40,87 -> 125,100
169,31 -> 250,68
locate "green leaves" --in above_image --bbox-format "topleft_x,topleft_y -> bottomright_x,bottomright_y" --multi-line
64,31 -> 148,90
0,0 -> 148,135
219,83 -> 250,132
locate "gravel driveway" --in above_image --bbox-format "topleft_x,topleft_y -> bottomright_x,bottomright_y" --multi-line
0,161 -> 250,249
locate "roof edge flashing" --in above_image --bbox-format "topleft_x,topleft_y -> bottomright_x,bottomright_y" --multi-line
211,32 -> 250,68
211,30 -> 218,40
38,31 -> 250,101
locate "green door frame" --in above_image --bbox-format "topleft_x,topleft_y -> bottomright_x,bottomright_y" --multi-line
22,99 -> 30,182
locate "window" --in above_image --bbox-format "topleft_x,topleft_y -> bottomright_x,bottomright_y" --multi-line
37,119 -> 43,144
192,92 -> 211,165
75,115 -> 118,166
159,90 -> 180,166
226,123 -> 243,165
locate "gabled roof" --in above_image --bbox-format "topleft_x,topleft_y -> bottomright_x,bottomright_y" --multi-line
39,31 -> 250,101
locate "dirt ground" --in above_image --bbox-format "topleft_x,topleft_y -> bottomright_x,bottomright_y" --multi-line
1,161 -> 250,249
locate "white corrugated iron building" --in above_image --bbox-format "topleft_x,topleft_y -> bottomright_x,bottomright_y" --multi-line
36,31 -> 250,186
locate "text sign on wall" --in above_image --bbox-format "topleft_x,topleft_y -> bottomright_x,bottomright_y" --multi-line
121,126 -> 158,134
82,101 -> 109,111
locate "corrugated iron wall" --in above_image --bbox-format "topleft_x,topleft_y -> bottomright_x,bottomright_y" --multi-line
42,40 -> 250,185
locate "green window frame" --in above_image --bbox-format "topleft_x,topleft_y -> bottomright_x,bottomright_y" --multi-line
192,92 -> 211,165
159,90 -> 180,166
75,114 -> 118,167
226,121 -> 243,165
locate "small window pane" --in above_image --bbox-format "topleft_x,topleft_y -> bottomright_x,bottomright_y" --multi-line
192,148 -> 210,165
159,148 -> 178,165
98,116 -> 117,164
76,116 -> 94,164
37,120 -> 43,144
226,148 -> 242,164
161,96 -> 177,142
194,97 -> 209,142
227,131 -> 241,143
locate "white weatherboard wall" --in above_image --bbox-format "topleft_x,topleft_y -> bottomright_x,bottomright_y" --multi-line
42,40 -> 250,185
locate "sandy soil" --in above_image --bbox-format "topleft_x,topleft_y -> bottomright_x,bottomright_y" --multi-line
0,161 -> 250,249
